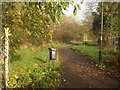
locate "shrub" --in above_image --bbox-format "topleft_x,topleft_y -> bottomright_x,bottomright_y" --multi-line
62,33 -> 73,43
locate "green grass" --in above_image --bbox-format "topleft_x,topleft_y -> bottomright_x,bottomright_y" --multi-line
8,43 -> 66,88
71,41 -> 119,80
72,41 -> 117,63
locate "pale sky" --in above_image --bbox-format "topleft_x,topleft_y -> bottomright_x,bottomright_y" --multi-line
63,0 -> 87,20
63,0 -> 98,21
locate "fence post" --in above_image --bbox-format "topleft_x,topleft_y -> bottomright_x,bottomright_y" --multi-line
4,27 -> 9,88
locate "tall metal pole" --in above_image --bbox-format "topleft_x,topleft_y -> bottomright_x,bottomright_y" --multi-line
4,27 -> 9,88
99,1 -> 103,63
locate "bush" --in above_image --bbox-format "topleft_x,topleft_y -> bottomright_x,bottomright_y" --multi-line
62,33 -> 73,43
82,41 -> 97,46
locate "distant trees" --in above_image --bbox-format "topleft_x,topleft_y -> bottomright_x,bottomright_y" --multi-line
53,15 -> 94,43
80,17 -> 94,41
53,16 -> 82,43
78,2 -> 98,42
53,2 -> 119,48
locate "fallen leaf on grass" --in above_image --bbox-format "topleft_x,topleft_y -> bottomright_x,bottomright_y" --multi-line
45,65 -> 50,68
34,63 -> 41,68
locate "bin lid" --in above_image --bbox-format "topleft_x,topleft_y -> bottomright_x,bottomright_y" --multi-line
48,48 -> 56,51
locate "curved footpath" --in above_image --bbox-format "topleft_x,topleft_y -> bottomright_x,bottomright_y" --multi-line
58,47 -> 119,88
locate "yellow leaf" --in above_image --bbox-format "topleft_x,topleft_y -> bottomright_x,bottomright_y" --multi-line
1,36 -> 4,39
106,6 -> 109,11
8,33 -> 12,36
2,58 -> 4,65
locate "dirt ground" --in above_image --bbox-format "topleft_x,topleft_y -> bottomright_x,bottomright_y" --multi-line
58,47 -> 119,88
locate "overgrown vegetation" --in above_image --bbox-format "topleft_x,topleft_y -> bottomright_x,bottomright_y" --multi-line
7,44 -> 66,88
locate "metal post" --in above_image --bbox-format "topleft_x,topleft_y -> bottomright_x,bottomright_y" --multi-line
4,27 -> 9,88
99,1 -> 103,63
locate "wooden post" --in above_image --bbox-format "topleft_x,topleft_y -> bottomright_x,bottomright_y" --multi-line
4,27 -> 9,88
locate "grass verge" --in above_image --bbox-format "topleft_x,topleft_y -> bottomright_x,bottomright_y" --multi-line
71,41 -> 117,63
8,43 -> 67,88
71,41 -> 119,80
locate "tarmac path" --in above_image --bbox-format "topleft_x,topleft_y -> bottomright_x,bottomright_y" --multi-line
59,47 -> 119,88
